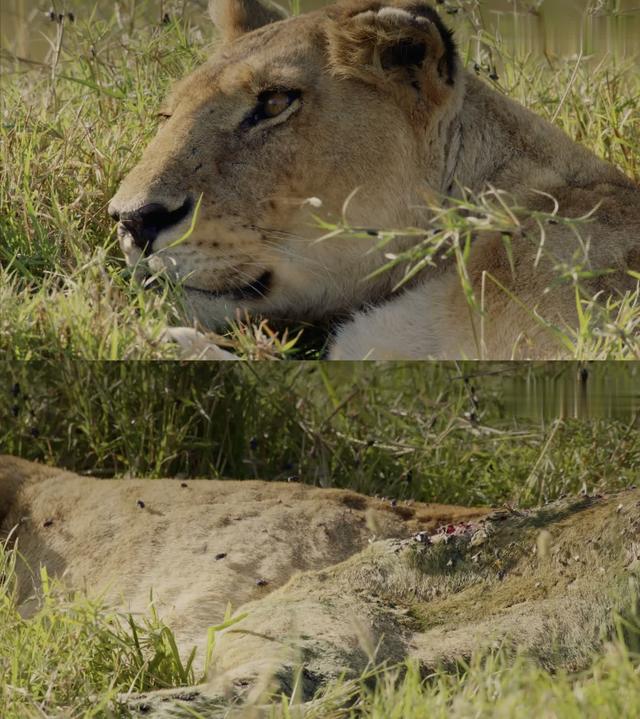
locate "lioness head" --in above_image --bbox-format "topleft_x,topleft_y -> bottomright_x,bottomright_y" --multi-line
109,0 -> 463,327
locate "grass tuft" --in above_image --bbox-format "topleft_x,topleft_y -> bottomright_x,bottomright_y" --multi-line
0,538 -> 197,718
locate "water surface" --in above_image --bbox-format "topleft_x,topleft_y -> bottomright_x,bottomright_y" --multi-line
2,0 -> 638,64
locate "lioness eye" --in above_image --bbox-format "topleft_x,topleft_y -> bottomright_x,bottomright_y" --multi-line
264,92 -> 292,117
244,89 -> 301,128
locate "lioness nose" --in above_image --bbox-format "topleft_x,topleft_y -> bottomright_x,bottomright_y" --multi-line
109,198 -> 192,253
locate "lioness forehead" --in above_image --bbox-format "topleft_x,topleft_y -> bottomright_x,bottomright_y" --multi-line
167,12 -> 323,109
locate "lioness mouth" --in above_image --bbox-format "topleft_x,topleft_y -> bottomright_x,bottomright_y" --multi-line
186,270 -> 273,301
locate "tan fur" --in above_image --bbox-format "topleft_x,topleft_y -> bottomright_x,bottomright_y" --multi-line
0,456 -> 484,666
109,0 -> 640,360
3,457 -> 638,713
208,0 -> 287,42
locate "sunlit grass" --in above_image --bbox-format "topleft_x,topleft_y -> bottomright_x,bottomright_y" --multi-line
0,538 -> 198,718
278,640 -> 640,719
1,6 -> 204,359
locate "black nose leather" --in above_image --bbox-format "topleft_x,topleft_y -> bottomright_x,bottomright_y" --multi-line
116,199 -> 192,253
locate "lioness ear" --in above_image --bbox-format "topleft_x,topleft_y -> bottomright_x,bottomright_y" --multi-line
327,3 -> 458,101
209,0 -> 288,42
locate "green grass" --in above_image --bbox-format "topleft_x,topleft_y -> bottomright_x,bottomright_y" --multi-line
0,537 -> 205,718
2,361 -> 639,506
279,641 -> 640,719
1,6 -> 203,359
1,2 -> 639,358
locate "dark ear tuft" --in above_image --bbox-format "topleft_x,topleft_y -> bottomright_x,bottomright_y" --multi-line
434,21 -> 457,85
406,3 -> 457,84
380,39 -> 427,71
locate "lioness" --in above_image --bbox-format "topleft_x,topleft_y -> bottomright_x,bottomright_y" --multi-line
109,0 -> 640,359
0,456 -> 483,667
4,457 -> 638,713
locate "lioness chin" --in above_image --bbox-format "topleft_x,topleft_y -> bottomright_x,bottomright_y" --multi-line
109,0 -> 640,360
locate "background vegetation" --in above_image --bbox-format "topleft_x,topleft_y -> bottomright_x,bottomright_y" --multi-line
2,360 -> 639,507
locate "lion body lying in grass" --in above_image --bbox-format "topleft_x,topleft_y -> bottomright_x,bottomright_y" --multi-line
109,0 -> 640,360
2,457 -> 639,715
0,456 -> 483,666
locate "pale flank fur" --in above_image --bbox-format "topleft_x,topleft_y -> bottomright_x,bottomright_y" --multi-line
3,456 -> 638,710
0,455 -> 484,667
110,0 -> 640,360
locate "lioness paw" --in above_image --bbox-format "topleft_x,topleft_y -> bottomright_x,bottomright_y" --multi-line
162,327 -> 239,361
